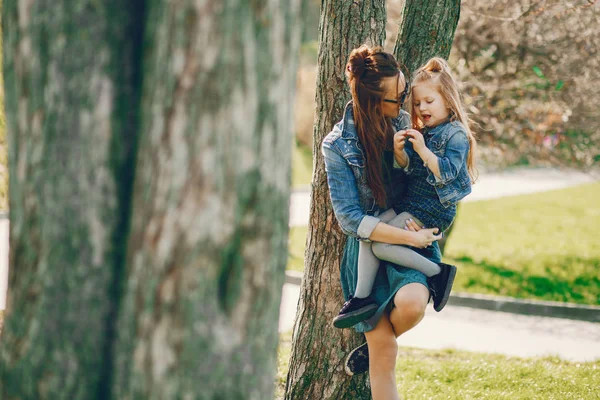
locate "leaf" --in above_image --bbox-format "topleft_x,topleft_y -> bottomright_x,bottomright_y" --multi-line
555,80 -> 564,91
532,66 -> 545,78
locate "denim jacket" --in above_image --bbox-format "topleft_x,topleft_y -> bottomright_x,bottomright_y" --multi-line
321,101 -> 410,241
403,120 -> 472,208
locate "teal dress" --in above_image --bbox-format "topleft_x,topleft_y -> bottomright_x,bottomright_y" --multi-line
339,150 -> 442,333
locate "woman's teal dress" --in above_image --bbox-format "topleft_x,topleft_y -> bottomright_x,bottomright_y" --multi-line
339,149 -> 442,333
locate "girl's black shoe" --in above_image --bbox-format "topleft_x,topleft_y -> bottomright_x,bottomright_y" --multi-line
427,262 -> 457,312
333,295 -> 378,329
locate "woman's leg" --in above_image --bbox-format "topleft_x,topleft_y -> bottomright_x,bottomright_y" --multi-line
389,282 -> 430,337
364,313 -> 400,400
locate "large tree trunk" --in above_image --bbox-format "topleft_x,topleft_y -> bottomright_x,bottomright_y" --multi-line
111,1 -> 303,398
284,2 -> 386,399
286,1 -> 461,398
0,2 -> 143,397
394,0 -> 460,75
0,1 -> 303,399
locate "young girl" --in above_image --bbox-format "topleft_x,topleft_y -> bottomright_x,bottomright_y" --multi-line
334,57 -> 477,329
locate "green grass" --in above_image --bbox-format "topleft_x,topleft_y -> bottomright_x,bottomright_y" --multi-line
275,331 -> 600,399
287,183 -> 600,305
292,141 -> 313,189
287,226 -> 308,272
445,182 -> 600,305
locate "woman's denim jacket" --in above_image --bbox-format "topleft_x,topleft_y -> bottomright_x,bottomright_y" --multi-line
321,101 -> 410,241
403,120 -> 472,208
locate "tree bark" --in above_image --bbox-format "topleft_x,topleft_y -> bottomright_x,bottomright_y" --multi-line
284,2 -> 386,399
0,1 -> 303,399
111,1 -> 303,399
394,0 -> 460,75
0,1 -> 143,398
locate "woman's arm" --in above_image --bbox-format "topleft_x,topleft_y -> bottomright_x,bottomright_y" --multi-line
322,139 -> 441,248
369,221 -> 441,248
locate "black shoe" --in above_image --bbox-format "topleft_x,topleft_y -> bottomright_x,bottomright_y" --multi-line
333,295 -> 378,329
427,262 -> 457,312
345,341 -> 369,376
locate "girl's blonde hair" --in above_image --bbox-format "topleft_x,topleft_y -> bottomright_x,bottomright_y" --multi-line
409,57 -> 478,182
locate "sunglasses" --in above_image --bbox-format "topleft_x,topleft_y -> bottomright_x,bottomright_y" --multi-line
383,78 -> 410,107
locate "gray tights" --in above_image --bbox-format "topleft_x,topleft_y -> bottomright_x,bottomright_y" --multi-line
354,209 -> 441,299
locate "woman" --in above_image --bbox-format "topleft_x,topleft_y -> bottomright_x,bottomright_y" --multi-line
322,45 -> 442,400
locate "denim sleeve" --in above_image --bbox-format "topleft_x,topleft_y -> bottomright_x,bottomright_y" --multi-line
322,142 -> 380,240
426,130 -> 469,187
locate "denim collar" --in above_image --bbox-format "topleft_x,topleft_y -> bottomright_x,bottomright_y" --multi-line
422,118 -> 452,136
341,101 -> 359,140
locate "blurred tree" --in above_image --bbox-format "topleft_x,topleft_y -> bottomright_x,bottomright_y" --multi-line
285,1 -> 460,398
0,1 -> 303,399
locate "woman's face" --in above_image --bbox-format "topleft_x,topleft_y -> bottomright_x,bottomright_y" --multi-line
381,74 -> 407,118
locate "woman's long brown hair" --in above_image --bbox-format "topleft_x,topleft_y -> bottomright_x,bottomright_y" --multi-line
346,45 -> 401,208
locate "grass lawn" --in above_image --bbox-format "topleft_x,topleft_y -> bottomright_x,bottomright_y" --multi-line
275,331 -> 600,400
287,182 -> 600,305
292,140 -> 313,189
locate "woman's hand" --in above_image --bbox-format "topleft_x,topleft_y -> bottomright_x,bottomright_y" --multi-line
411,227 -> 442,248
405,129 -> 426,153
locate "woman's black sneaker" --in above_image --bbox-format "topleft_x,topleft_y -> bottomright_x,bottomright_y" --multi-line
333,295 -> 378,329
345,341 -> 369,376
427,262 -> 457,312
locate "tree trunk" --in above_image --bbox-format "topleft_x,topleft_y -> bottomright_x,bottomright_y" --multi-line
284,2 -> 386,399
0,1 -> 303,399
111,1 -> 303,399
0,1 -> 143,398
394,0 -> 460,75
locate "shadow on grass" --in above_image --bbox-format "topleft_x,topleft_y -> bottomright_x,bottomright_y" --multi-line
451,255 -> 600,305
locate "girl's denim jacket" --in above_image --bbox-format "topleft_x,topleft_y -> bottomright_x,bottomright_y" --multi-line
403,120 -> 472,208
321,101 -> 410,241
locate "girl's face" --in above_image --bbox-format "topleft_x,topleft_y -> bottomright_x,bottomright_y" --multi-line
412,82 -> 450,128
381,74 -> 407,118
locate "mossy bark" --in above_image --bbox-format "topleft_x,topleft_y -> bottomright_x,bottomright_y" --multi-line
394,0 -> 461,75
0,1 -> 303,399
284,2 -> 386,399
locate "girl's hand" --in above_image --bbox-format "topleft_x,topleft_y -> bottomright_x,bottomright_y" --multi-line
405,129 -> 426,153
394,131 -> 408,165
411,228 -> 442,248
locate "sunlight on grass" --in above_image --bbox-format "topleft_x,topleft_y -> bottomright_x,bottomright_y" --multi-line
275,331 -> 600,399
445,183 -> 600,305
291,141 -> 312,189
287,183 -> 600,305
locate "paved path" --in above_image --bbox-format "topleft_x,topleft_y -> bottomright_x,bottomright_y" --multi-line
278,283 -> 600,362
289,167 -> 597,226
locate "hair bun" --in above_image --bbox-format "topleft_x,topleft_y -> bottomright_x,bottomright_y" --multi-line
424,57 -> 450,74
346,45 -> 372,79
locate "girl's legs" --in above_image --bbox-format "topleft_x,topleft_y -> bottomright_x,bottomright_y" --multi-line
364,283 -> 429,400
354,208 -> 397,298
371,212 -> 441,277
